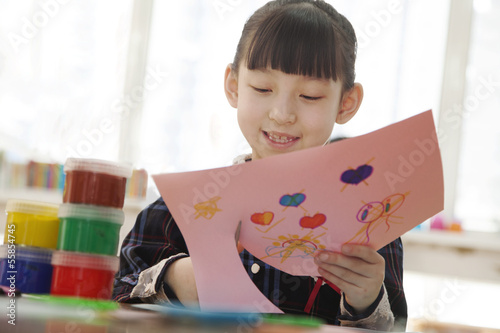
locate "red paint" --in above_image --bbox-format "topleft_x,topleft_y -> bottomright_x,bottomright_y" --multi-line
63,170 -> 127,208
63,158 -> 132,209
50,251 -> 118,300
51,265 -> 115,299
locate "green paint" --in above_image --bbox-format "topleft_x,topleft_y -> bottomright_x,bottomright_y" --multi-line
57,216 -> 121,255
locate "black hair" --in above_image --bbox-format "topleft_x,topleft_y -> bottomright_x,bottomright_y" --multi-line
232,0 -> 357,92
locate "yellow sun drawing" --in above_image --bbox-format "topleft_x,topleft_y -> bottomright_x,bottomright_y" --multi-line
194,196 -> 222,220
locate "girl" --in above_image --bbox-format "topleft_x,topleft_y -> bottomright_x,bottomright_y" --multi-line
113,1 -> 407,330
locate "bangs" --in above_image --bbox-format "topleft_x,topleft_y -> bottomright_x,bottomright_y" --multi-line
246,4 -> 341,80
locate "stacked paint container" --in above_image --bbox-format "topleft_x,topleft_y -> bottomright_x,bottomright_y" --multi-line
0,200 -> 60,294
50,158 -> 132,300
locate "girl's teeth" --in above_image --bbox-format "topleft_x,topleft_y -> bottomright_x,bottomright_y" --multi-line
269,133 -> 294,143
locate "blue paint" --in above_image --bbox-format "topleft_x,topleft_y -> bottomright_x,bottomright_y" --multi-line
0,245 -> 53,294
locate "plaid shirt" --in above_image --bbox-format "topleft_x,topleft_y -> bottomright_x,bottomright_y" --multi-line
113,197 -> 407,329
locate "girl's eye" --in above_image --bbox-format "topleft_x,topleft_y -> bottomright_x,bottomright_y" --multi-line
301,94 -> 322,101
252,86 -> 271,93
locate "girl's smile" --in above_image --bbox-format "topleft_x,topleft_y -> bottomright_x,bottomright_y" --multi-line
263,130 -> 300,146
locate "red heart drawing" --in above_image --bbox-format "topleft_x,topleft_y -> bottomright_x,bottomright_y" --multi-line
300,213 -> 326,229
251,212 -> 274,226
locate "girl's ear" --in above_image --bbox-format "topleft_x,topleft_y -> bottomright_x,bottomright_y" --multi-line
336,83 -> 363,124
224,64 -> 238,108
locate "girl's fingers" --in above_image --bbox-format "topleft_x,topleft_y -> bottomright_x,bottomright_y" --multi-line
314,245 -> 386,312
341,244 -> 385,265
316,262 -> 365,289
317,266 -> 357,291
314,249 -> 381,279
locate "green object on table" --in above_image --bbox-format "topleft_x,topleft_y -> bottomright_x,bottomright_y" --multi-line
262,313 -> 326,327
25,294 -> 119,311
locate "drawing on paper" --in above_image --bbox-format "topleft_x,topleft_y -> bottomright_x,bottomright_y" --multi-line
251,191 -> 328,255
279,191 -> 307,211
194,196 -> 222,220
299,213 -> 326,229
251,211 -> 286,233
261,230 -> 327,263
340,158 -> 375,192
346,193 -> 408,244
251,211 -> 274,225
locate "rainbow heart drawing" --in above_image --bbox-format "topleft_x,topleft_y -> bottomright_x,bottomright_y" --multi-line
251,212 -> 274,226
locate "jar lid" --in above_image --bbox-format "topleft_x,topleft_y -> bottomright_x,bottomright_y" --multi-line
51,250 -> 119,271
64,158 -> 132,179
58,203 -> 124,225
0,245 -> 53,264
5,199 -> 59,217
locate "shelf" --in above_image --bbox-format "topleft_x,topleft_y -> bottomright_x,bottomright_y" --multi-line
0,188 -> 63,205
402,229 -> 500,252
0,188 -> 149,211
402,230 -> 500,282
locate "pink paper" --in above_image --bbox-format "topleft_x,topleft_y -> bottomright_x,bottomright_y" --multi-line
153,110 -> 444,312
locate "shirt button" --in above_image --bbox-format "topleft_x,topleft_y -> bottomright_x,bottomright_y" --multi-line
251,263 -> 260,274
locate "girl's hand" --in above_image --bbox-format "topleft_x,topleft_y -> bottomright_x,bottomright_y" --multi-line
314,244 -> 385,314
164,257 -> 199,306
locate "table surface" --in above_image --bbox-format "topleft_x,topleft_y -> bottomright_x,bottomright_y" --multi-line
0,296 -> 377,333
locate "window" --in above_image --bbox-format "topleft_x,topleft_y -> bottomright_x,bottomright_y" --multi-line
333,0 -> 449,136
454,0 -> 500,232
0,0 -> 133,163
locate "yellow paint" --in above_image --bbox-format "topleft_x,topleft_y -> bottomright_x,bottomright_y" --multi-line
5,211 -> 60,249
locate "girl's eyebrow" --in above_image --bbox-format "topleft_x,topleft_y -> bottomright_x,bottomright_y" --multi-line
251,68 -> 331,84
252,68 -> 272,74
303,76 -> 331,84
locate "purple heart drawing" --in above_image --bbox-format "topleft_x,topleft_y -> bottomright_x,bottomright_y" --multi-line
340,164 -> 373,185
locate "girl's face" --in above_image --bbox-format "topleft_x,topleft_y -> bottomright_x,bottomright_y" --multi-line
225,63 -> 362,160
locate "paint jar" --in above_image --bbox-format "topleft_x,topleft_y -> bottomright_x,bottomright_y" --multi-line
50,251 -> 119,300
4,200 -> 60,249
63,158 -> 132,209
0,245 -> 53,294
57,203 -> 124,256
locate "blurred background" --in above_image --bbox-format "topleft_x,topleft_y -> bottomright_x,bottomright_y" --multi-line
0,0 -> 499,331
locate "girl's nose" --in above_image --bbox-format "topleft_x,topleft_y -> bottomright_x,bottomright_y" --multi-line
268,97 -> 297,125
